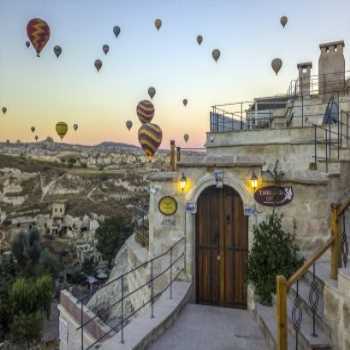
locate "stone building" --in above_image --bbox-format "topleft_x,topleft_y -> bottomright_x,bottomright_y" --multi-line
59,40 -> 350,350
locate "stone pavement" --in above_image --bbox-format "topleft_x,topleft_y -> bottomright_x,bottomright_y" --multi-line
148,303 -> 267,350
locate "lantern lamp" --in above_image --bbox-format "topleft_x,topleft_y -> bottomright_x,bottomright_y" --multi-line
179,173 -> 187,192
250,171 -> 258,192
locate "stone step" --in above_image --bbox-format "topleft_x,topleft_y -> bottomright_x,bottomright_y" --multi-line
286,296 -> 332,350
255,303 -> 296,350
287,278 -> 331,340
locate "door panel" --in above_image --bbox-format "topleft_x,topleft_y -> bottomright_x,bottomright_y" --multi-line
196,185 -> 248,308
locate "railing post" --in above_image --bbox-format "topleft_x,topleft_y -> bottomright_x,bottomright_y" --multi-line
80,300 -> 84,350
120,275 -> 125,344
169,246 -> 173,299
276,275 -> 288,350
150,260 -> 154,318
331,204 -> 340,279
170,140 -> 176,171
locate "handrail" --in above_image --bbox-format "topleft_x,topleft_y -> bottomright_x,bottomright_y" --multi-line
286,237 -> 335,288
76,236 -> 186,349
276,200 -> 348,350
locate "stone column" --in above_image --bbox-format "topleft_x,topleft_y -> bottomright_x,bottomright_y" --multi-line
297,62 -> 312,96
318,40 -> 345,99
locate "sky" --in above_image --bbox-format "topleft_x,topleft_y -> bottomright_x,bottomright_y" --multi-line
0,0 -> 349,148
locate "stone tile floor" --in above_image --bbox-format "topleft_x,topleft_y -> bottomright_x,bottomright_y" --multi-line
148,303 -> 267,350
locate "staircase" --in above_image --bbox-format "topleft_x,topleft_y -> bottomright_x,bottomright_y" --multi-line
255,262 -> 333,350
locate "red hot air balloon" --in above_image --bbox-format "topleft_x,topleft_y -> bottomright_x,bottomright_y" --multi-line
95,59 -> 103,72
136,100 -> 155,124
138,123 -> 163,159
103,44 -> 110,55
27,18 -> 50,57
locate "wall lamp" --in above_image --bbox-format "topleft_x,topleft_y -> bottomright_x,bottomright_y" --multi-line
250,171 -> 258,193
179,173 -> 187,192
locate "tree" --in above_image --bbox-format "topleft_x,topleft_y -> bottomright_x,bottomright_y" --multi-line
9,312 -> 42,349
247,211 -> 303,305
95,217 -> 133,266
11,227 -> 41,275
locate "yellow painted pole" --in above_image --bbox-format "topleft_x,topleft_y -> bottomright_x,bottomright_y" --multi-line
330,204 -> 340,280
276,275 -> 288,350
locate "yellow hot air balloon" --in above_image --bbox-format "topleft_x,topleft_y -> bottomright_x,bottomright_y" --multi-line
56,122 -> 68,140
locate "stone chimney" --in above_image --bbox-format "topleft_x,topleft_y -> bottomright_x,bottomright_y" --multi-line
318,40 -> 345,98
297,62 -> 312,96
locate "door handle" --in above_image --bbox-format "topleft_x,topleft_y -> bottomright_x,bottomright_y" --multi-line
217,255 -> 221,261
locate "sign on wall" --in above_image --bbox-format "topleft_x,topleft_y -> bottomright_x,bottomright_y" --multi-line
254,186 -> 294,207
159,196 -> 178,216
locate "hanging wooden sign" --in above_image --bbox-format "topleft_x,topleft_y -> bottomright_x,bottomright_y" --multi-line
254,186 -> 294,207
159,196 -> 178,216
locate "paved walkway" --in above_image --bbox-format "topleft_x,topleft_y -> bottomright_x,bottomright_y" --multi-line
148,303 -> 267,350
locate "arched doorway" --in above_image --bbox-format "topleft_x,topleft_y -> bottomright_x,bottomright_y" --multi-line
196,185 -> 248,308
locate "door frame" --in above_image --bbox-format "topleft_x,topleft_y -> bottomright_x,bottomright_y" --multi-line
185,173 -> 253,308
195,185 -> 248,308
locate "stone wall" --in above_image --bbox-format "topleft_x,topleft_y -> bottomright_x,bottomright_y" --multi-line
324,269 -> 350,350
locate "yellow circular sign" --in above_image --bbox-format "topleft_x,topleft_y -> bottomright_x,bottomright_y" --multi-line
159,196 -> 178,216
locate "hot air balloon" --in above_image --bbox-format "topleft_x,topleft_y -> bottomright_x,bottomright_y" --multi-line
154,19 -> 162,31
126,120 -> 133,131
271,58 -> 283,75
26,18 -> 50,57
2,107 -> 7,115
31,126 -> 35,133
196,35 -> 203,45
35,135 -> 39,141
136,100 -> 155,124
184,134 -> 189,143
212,49 -> 221,62
280,16 -> 288,28
103,44 -> 110,55
148,87 -> 156,99
54,45 -> 62,58
138,123 -> 163,159
95,59 -> 103,72
73,123 -> 78,131
183,99 -> 188,107
25,41 -> 30,48
56,122 -> 68,140
113,26 -> 121,38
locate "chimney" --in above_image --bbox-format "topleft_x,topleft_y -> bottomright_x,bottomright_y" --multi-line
297,62 -> 312,96
318,40 -> 345,99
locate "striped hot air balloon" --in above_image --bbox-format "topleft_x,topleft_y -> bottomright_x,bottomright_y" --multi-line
56,122 -> 68,140
136,100 -> 155,124
26,18 -> 50,57
138,123 -> 162,159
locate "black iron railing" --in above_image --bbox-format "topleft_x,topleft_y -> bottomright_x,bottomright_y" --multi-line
312,119 -> 350,172
77,236 -> 186,350
339,205 -> 349,269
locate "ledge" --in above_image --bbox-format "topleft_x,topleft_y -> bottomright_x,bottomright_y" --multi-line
101,281 -> 192,350
148,172 -> 177,182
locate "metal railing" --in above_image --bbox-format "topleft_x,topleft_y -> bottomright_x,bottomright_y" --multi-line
288,71 -> 350,97
276,199 -> 350,350
77,236 -> 186,349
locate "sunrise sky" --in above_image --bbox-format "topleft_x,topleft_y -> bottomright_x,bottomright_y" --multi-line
0,0 -> 349,147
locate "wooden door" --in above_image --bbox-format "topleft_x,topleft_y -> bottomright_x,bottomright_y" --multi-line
196,185 -> 248,308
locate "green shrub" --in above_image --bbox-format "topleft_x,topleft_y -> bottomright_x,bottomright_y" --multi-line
247,211 -> 303,305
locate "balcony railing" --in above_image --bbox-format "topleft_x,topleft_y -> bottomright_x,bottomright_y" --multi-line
287,70 -> 350,97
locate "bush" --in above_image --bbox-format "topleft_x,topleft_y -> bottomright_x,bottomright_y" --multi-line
247,211 -> 303,305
